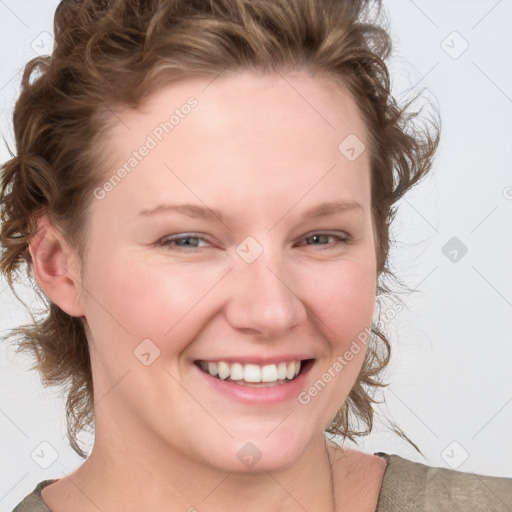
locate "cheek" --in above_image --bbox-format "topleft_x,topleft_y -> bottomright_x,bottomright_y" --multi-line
81,250 -> 222,356
305,258 -> 376,350
295,259 -> 376,423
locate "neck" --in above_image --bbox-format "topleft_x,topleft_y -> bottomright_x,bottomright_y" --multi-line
67,422 -> 338,512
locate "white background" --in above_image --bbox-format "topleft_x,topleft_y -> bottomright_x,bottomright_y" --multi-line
1,0 -> 511,508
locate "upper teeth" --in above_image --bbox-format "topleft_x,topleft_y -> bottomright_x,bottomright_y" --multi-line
199,360 -> 301,383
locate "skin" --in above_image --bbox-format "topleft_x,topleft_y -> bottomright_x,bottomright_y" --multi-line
31,70 -> 387,511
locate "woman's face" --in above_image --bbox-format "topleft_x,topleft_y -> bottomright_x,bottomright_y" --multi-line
75,71 -> 376,471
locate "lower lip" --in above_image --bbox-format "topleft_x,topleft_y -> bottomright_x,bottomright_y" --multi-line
193,361 -> 313,405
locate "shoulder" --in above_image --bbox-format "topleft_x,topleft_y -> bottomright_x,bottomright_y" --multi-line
375,452 -> 512,512
11,479 -> 56,512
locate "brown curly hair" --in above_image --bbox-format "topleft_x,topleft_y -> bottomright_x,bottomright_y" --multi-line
0,0 -> 439,458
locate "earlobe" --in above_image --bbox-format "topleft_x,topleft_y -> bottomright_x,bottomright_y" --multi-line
29,215 -> 86,318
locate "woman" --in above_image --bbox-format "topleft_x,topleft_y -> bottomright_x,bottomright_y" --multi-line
2,0 -> 511,511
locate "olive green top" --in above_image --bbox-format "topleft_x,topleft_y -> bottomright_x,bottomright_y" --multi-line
12,453 -> 512,511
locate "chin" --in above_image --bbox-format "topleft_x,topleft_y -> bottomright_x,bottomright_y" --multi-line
189,424 -> 316,474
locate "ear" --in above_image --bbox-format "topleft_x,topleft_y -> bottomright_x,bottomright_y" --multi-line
29,215 -> 86,317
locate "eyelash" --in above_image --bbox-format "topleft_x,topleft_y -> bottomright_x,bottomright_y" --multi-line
156,232 -> 352,251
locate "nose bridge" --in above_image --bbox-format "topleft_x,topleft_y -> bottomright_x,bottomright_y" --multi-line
225,237 -> 306,337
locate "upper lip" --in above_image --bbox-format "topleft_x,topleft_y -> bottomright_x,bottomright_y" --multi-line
194,355 -> 315,366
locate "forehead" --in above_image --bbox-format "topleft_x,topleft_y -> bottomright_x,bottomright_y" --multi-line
96,70 -> 371,221
136,70 -> 367,142
108,69 -> 369,154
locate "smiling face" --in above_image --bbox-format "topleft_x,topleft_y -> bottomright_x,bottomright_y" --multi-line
75,70 -> 376,472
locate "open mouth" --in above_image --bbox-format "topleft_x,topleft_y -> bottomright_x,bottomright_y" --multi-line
194,359 -> 314,387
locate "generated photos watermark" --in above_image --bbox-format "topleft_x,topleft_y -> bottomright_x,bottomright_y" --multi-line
93,96 -> 198,200
297,301 -> 403,405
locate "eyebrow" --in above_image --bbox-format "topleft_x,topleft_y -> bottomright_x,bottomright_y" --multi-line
138,200 -> 363,222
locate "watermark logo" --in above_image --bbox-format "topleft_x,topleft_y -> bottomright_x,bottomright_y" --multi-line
236,236 -> 264,264
237,442 -> 262,468
441,31 -> 469,60
441,441 -> 469,470
31,31 -> 56,56
338,134 -> 366,162
133,338 -> 161,366
442,236 -> 468,263
31,441 -> 59,469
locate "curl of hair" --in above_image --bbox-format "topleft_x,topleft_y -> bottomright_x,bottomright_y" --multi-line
1,0 -> 439,458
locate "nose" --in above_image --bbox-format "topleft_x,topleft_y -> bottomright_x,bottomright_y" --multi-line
223,245 -> 307,340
